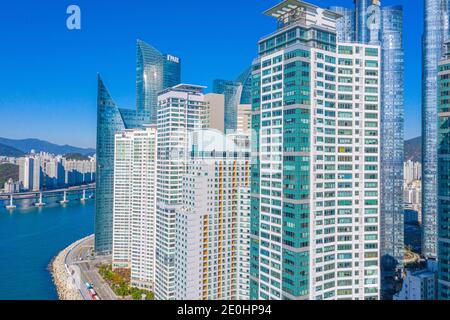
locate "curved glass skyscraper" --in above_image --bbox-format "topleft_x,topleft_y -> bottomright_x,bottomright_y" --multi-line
95,76 -> 151,252
379,5 -> 405,271
329,6 -> 355,43
95,40 -> 181,253
136,40 -> 181,123
423,0 -> 450,259
213,67 -> 252,132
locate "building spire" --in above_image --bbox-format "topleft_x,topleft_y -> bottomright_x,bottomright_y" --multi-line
97,74 -> 116,107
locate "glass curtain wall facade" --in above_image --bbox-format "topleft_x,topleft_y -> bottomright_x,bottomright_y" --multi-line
213,68 -> 252,132
423,0 -> 450,259
213,79 -> 242,132
438,45 -> 450,300
95,76 -> 150,252
95,40 -> 181,253
355,0 -> 372,43
379,5 -> 405,272
329,7 -> 355,43
136,40 -> 181,123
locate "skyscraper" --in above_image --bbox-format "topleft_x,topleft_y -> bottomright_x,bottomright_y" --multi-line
379,4 -> 405,273
250,0 -> 381,300
423,0 -> 450,260
155,84 -> 221,300
112,126 -> 158,290
437,42 -> 450,300
329,6 -> 355,43
330,0 -> 405,275
96,76 -> 149,252
95,40 -> 181,253
175,132 -> 250,300
136,40 -> 181,121
213,68 -> 252,132
18,157 -> 34,191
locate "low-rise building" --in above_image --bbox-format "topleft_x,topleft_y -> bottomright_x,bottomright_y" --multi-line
394,260 -> 438,300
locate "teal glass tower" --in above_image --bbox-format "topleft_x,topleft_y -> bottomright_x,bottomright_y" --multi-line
95,40 -> 181,253
438,43 -> 450,300
136,40 -> 181,123
251,0 -> 381,300
213,67 -> 252,132
423,0 -> 450,260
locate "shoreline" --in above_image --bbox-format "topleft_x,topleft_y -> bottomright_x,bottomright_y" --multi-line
50,235 -> 94,300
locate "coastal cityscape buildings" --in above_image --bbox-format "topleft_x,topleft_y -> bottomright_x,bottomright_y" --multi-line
112,125 -> 158,290
404,160 -> 422,185
62,156 -> 96,186
3,178 -> 20,194
154,84 -> 223,300
16,152 -> 95,192
249,1 -> 381,300
175,132 -> 251,300
6,0 -> 450,303
404,160 -> 422,223
330,0 -> 406,279
404,180 -> 422,221
18,156 -> 35,191
95,40 -> 181,253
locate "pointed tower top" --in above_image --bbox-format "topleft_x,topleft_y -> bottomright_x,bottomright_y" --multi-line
136,39 -> 162,59
97,74 -> 116,107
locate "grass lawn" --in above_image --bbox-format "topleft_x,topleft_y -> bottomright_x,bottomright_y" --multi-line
98,264 -> 154,300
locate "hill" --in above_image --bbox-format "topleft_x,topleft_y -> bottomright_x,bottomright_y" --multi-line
405,137 -> 422,163
0,137 -> 95,156
63,153 -> 91,161
0,163 -> 19,187
0,143 -> 25,157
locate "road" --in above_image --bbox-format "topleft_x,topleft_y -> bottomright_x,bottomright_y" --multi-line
64,235 -> 118,300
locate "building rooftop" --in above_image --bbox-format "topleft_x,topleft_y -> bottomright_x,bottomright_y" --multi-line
261,0 -> 341,35
159,84 -> 207,96
264,0 -> 341,20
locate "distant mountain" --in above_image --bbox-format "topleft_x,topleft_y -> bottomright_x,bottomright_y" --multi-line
0,143 -> 25,157
0,138 -> 95,156
405,137 -> 422,163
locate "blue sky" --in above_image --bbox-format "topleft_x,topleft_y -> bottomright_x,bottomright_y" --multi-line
0,0 -> 422,148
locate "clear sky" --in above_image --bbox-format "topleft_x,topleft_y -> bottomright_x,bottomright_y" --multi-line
0,0 -> 422,148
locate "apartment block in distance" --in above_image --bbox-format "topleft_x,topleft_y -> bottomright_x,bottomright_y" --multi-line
250,0 -> 381,300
